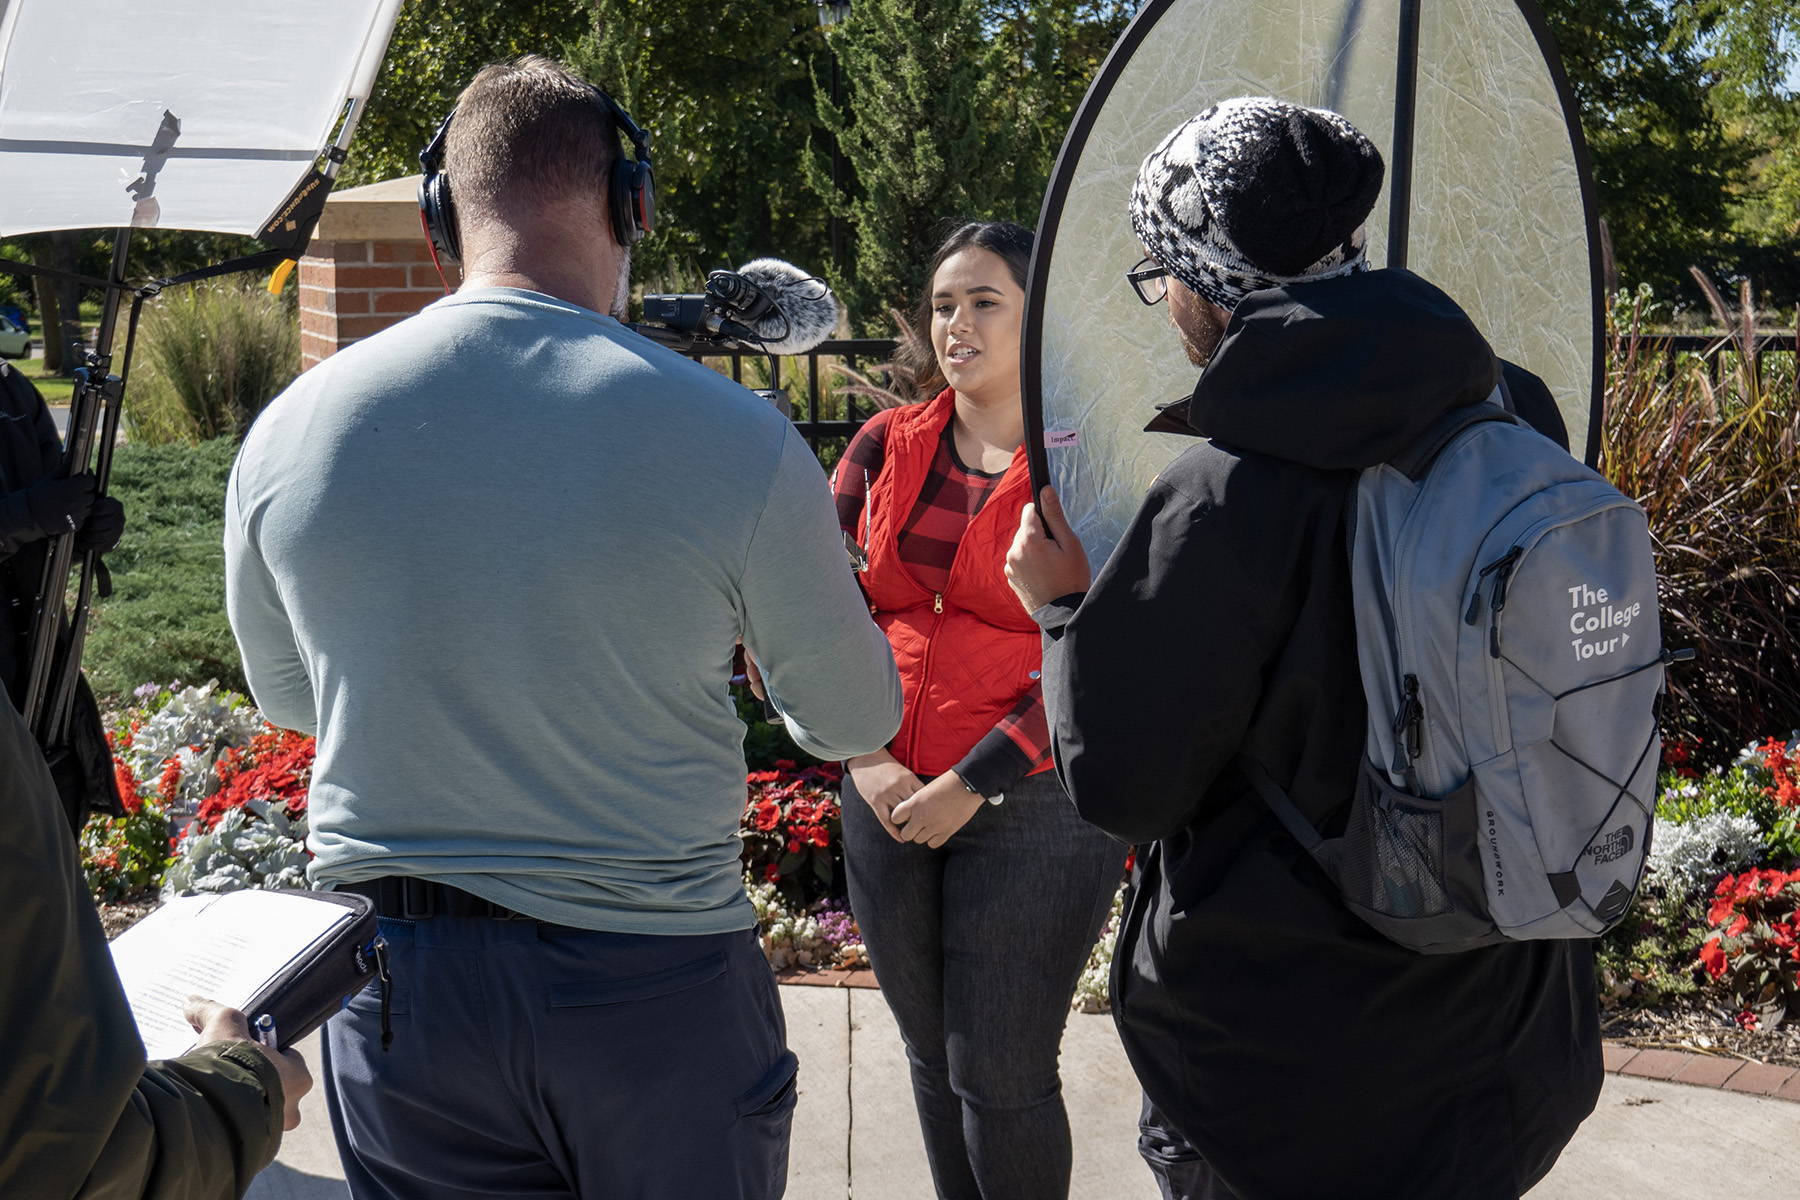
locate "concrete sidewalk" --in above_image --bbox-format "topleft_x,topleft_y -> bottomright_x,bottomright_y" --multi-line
247,986 -> 1799,1199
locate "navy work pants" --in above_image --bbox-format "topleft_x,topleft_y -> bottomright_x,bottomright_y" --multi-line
322,915 -> 796,1199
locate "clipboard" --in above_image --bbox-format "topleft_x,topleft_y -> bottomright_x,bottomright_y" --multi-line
108,887 -> 378,1056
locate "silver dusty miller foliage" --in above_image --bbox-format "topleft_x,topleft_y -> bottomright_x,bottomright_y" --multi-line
162,801 -> 310,899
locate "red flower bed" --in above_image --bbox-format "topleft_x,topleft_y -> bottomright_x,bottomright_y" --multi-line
194,729 -> 315,830
740,759 -> 845,905
1761,737 -> 1800,809
1698,867 -> 1800,1026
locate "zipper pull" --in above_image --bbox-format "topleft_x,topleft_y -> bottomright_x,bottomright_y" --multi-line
1468,546 -> 1522,625
933,594 -> 943,614
1488,548 -> 1522,614
1391,674 -> 1423,779
1476,547 -> 1522,657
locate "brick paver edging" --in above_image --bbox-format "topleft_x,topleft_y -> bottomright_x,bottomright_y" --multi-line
1604,1041 -> 1800,1102
775,965 -> 880,989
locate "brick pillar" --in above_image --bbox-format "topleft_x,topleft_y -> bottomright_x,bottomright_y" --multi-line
296,176 -> 461,371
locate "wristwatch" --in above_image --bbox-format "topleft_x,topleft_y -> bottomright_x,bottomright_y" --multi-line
958,774 -> 1003,806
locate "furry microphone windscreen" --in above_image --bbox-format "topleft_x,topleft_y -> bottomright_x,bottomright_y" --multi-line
735,259 -> 840,355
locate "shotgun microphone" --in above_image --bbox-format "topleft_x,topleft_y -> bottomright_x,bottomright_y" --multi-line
633,258 -> 838,355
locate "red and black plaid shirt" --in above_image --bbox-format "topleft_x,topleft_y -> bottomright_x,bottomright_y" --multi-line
831,408 -> 1051,796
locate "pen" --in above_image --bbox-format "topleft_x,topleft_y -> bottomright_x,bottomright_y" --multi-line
254,1013 -> 277,1049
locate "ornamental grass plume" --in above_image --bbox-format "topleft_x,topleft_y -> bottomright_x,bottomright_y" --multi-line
125,282 -> 299,445
1600,279 -> 1800,765
831,308 -> 934,409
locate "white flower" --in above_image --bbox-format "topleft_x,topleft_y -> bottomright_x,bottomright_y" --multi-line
1647,812 -> 1763,895
126,681 -> 268,815
162,800 -> 311,900
1735,732 -> 1800,770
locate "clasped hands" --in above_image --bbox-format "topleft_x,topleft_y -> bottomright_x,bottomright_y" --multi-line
752,486 -> 1090,853
847,749 -> 984,849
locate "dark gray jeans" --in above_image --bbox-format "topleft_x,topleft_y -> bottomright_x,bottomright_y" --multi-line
842,768 -> 1123,1200
322,917 -> 795,1199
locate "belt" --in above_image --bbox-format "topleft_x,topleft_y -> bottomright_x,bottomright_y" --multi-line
339,876 -> 529,922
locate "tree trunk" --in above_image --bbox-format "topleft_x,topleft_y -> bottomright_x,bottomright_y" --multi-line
32,272 -> 61,374
50,231 -> 82,375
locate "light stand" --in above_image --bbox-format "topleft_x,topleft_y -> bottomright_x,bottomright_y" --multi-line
12,93 -> 372,753
21,226 -> 131,742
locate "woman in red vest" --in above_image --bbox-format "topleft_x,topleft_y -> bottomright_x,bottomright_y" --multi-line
831,221 -> 1122,1199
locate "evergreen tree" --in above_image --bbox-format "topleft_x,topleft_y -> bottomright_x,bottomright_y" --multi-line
981,2 -> 1135,225
578,1 -> 832,287
340,0 -> 595,188
806,1 -> 1002,332
807,2 -> 1134,332
1541,0 -> 1750,300
1676,0 -> 1800,303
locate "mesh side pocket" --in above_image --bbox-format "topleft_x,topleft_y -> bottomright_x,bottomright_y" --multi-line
1340,761 -> 1452,919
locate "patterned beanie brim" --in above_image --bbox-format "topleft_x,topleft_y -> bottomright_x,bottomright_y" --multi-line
1130,97 -> 1386,311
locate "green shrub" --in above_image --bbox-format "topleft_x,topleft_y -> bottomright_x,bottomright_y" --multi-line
1601,284 -> 1800,765
81,801 -> 175,902
82,437 -> 243,699
1596,886 -> 1708,1008
125,284 -> 298,445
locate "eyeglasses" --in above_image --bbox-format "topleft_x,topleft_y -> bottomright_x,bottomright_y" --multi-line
1126,257 -> 1168,306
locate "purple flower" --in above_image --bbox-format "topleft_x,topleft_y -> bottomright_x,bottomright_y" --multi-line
812,901 -> 857,949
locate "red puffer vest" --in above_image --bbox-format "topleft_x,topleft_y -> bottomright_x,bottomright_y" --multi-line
861,388 -> 1042,777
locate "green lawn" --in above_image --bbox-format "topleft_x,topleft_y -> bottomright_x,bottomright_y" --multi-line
81,437 -> 244,700
11,354 -> 75,405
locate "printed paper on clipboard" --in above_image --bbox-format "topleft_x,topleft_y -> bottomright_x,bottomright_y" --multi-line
108,887 -> 373,1058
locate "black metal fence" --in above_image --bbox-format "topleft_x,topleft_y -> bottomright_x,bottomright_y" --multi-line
695,332 -> 1797,457
694,338 -> 900,455
1627,333 -> 1799,389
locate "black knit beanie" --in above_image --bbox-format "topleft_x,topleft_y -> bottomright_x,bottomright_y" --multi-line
1130,97 -> 1386,310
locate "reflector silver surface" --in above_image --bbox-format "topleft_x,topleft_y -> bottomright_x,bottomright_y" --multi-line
1028,0 -> 1598,571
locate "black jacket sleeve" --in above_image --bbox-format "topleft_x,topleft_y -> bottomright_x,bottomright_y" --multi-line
1038,445 -> 1353,844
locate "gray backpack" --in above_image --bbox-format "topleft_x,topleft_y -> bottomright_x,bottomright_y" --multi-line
1245,391 -> 1684,954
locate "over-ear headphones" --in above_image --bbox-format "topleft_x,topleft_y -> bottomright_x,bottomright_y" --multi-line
417,84 -> 656,262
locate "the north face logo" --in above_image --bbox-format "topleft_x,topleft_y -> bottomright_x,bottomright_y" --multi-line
1585,825 -> 1635,865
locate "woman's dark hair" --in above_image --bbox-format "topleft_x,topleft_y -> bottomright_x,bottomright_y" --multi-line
897,220 -> 1035,401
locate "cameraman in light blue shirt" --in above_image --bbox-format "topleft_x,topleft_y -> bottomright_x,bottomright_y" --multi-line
226,55 -> 900,1200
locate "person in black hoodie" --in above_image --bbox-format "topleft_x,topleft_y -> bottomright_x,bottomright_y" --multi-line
1006,98 -> 1600,1200
0,359 -> 126,833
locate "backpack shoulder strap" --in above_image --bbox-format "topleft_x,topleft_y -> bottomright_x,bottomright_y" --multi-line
1238,753 -> 1343,878
1387,393 -> 1517,481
